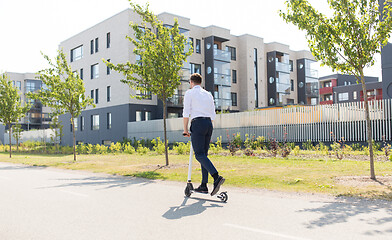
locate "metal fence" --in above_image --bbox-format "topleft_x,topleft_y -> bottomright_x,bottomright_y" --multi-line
127,99 -> 392,143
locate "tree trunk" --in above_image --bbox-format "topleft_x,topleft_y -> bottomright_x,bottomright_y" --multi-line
163,99 -> 169,166
71,116 -> 76,161
8,124 -> 11,158
360,71 -> 376,180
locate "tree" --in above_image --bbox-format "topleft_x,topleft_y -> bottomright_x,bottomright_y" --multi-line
29,50 -> 95,161
50,116 -> 63,153
105,2 -> 192,166
280,0 -> 392,180
0,74 -> 29,158
12,123 -> 23,152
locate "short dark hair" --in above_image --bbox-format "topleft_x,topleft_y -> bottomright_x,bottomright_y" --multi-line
190,73 -> 202,84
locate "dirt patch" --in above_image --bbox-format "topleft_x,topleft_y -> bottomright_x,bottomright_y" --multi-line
142,164 -> 188,170
335,176 -> 392,187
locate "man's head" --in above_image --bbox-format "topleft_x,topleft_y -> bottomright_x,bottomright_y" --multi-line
190,73 -> 202,87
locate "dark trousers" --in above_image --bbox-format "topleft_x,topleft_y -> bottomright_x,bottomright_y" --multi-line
190,118 -> 217,184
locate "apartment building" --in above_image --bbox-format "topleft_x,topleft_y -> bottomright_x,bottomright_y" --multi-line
319,74 -> 381,104
59,9 -> 317,145
3,72 -> 52,130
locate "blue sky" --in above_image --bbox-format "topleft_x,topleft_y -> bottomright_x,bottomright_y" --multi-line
0,0 -> 382,79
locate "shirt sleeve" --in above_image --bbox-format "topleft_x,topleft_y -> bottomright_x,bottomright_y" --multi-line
183,90 -> 191,118
209,92 -> 217,121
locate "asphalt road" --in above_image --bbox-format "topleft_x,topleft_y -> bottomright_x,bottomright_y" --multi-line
0,161 -> 391,240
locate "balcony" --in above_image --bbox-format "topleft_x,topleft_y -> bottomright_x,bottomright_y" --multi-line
320,100 -> 333,105
276,62 -> 290,73
276,83 -> 291,94
319,86 -> 333,95
213,49 -> 231,62
305,68 -> 318,79
214,73 -> 231,86
360,95 -> 383,101
215,98 -> 231,109
167,94 -> 184,107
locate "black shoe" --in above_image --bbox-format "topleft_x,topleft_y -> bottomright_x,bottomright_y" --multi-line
194,185 -> 208,194
211,176 -> 225,196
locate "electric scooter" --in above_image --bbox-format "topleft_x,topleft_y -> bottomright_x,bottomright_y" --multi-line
183,138 -> 228,203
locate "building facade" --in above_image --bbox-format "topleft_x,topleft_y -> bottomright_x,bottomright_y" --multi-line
3,72 -> 52,130
59,9 -> 317,145
319,74 -> 381,104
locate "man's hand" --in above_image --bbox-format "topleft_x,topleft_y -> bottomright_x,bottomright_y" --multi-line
182,131 -> 190,137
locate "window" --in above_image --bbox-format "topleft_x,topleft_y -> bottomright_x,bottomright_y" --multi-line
136,88 -> 152,99
107,86 -> 111,102
107,59 -> 111,75
190,63 -> 201,74
95,38 -> 99,53
91,63 -> 99,79
145,111 -> 151,121
189,37 -> 194,52
71,45 -> 83,62
107,113 -> 111,129
231,92 -> 237,106
91,90 -> 94,101
80,116 -> 84,131
338,92 -> 349,101
226,46 -> 236,61
107,32 -> 110,48
232,70 -> 237,83
91,115 -> 99,130
353,91 -> 357,100
254,48 -> 258,108
74,118 -> 78,131
95,89 -> 99,104
136,111 -> 142,121
15,81 -> 21,90
291,79 -> 294,91
289,60 -> 293,72
168,113 -> 179,118
196,39 -> 201,54
90,40 -> 94,54
80,68 -> 83,80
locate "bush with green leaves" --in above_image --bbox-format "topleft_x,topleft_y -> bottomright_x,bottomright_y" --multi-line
151,137 -> 165,155
124,143 -> 136,154
209,137 -> 223,155
136,145 -> 149,155
109,142 -> 122,154
302,140 -> 313,151
350,143 -> 362,151
86,144 -> 94,154
77,143 -> 86,154
292,145 -> 300,156
173,142 -> 191,155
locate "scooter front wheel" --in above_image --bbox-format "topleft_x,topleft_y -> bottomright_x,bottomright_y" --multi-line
184,186 -> 192,197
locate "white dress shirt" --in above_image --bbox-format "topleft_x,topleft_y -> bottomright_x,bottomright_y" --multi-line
183,85 -> 216,121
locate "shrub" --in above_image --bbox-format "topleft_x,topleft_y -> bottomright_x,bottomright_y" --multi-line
350,143 -> 362,151
243,134 -> 255,156
302,140 -> 313,151
86,144 -> 94,154
109,142 -> 122,154
255,136 -> 266,150
124,143 -> 135,154
173,142 -> 189,155
98,145 -> 108,154
226,132 -> 241,156
136,145 -> 149,155
292,146 -> 300,156
77,143 -> 86,155
151,137 -> 165,155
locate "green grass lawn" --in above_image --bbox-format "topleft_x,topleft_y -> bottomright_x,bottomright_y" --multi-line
1,151 -> 392,200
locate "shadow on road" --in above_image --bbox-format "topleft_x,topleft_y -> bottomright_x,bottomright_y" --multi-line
299,197 -> 392,237
38,175 -> 156,190
162,197 -> 224,220
0,164 -> 47,171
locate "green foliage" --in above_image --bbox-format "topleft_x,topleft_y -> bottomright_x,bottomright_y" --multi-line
12,123 -> 23,151
124,143 -> 136,154
172,142 -> 191,155
86,144 -> 94,155
292,146 -> 300,156
105,2 -> 193,165
151,137 -> 165,155
226,132 -> 241,156
136,145 -> 149,155
77,143 -> 86,155
302,140 -> 313,151
254,136 -> 266,150
209,137 -> 223,154
29,49 -> 95,161
109,142 -> 122,154
350,143 -> 362,151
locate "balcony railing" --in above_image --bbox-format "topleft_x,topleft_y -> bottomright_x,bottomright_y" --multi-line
320,100 -> 334,105
276,83 -> 291,94
305,68 -> 318,78
213,49 -> 231,62
276,62 -> 290,73
167,94 -> 184,106
214,73 -> 231,86
319,86 -> 333,95
215,98 -> 231,109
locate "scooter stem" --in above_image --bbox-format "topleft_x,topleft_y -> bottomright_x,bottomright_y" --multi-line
187,142 -> 193,182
